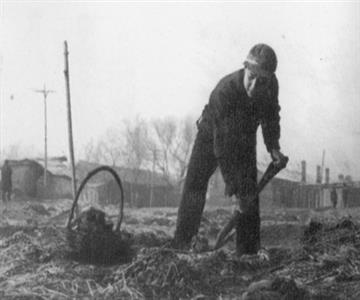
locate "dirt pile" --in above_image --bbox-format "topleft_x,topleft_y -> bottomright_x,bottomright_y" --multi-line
273,217 -> 360,299
2,205 -> 360,299
0,224 -> 299,299
106,246 -> 296,299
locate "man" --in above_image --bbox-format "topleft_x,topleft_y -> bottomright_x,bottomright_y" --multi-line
172,44 -> 287,255
330,187 -> 337,209
343,183 -> 349,208
1,160 -> 12,205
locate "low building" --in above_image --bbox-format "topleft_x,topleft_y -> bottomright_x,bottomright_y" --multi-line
205,161 -> 360,209
1,158 -> 72,199
206,162 -> 301,209
76,161 -> 179,208
5,159 -> 43,198
36,157 -> 73,199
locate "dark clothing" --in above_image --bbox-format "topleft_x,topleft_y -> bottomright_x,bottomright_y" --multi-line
1,163 -> 12,191
1,162 -> 12,202
330,189 -> 338,208
174,69 -> 281,252
197,68 -> 280,197
174,129 -> 218,245
343,188 -> 349,208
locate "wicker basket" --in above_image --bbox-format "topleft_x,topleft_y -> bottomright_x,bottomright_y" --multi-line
66,166 -> 132,264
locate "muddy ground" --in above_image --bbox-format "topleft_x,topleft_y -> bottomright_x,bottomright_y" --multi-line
0,198 -> 360,299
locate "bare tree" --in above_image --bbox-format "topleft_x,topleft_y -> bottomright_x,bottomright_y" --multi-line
82,138 -> 106,164
79,115 -> 197,206
123,118 -> 149,168
152,117 -> 177,185
81,126 -> 126,166
3,143 -> 21,159
151,115 -> 196,188
83,139 -> 96,162
173,115 -> 196,183
101,127 -> 125,166
2,143 -> 40,160
123,117 -> 150,206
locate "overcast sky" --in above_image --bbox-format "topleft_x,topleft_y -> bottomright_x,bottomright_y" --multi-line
0,1 -> 359,180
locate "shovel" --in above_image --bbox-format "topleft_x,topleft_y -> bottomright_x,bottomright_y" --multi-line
213,156 -> 289,250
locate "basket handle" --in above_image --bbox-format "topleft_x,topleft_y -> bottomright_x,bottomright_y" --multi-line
67,166 -> 125,232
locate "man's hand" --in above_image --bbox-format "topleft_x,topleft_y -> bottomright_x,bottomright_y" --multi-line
270,149 -> 287,166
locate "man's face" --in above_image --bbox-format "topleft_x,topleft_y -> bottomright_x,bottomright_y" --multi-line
243,67 -> 271,98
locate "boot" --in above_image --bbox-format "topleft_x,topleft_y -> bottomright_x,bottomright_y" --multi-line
236,213 -> 260,255
244,213 -> 261,254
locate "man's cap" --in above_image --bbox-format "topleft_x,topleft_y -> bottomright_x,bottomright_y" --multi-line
244,44 -> 277,77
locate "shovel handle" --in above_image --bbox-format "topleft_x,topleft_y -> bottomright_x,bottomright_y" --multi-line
213,155 -> 289,250
213,210 -> 241,250
257,156 -> 289,195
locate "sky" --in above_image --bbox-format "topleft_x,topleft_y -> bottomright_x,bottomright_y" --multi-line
0,1 -> 359,181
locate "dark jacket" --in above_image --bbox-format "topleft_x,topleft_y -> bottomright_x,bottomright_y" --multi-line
330,189 -> 338,206
197,68 -> 281,193
1,162 -> 12,191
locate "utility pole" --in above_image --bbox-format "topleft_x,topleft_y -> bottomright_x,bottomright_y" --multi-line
150,148 -> 158,208
34,84 -> 55,188
321,149 -> 326,184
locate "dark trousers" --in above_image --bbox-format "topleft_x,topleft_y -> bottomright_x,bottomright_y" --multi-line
174,129 -> 260,253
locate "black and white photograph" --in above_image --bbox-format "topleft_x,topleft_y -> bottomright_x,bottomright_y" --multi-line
0,1 -> 359,299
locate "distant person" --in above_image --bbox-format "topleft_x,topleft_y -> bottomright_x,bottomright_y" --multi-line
171,44 -> 287,256
343,184 -> 349,208
1,160 -> 12,205
330,187 -> 337,208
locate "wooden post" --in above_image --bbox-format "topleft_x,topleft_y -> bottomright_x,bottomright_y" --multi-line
301,160 -> 306,183
316,165 -> 322,184
325,168 -> 330,185
34,85 -> 55,192
64,41 -> 77,214
321,149 -> 326,183
43,92 -> 48,188
149,149 -> 156,208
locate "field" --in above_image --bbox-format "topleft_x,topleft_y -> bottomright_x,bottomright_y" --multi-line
1,198 -> 360,299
